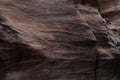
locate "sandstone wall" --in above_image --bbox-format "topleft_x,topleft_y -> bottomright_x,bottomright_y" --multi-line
0,0 -> 120,80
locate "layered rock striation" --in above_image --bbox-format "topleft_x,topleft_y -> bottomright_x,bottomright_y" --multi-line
0,0 -> 120,80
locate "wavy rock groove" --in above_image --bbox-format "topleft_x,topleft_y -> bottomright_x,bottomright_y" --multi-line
0,0 -> 120,80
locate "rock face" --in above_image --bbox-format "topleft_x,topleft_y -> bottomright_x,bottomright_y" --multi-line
0,0 -> 120,80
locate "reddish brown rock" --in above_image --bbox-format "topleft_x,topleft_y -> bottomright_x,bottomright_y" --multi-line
0,0 -> 119,80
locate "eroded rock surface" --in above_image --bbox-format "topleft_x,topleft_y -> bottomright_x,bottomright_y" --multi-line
0,0 -> 120,80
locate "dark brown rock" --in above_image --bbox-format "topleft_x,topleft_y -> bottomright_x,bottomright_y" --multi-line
0,0 -> 119,80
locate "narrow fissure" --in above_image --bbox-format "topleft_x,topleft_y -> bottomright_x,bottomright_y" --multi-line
95,52 -> 99,80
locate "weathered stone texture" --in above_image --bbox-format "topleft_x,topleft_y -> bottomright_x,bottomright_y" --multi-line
0,0 -> 120,80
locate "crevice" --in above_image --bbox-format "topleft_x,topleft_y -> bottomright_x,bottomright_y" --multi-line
95,52 -> 99,80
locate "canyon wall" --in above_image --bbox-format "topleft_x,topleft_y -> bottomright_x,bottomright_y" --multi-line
0,0 -> 120,80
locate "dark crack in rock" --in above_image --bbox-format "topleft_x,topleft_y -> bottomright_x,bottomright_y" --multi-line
0,0 -> 120,80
